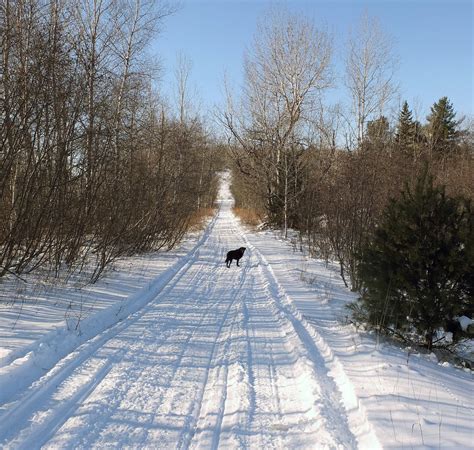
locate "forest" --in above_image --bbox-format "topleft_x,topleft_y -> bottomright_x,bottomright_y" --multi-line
0,0 -> 220,282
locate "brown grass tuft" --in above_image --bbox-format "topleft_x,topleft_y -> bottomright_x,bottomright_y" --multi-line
233,208 -> 264,228
187,208 -> 216,231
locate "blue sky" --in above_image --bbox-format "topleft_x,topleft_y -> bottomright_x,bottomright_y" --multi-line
152,0 -> 473,123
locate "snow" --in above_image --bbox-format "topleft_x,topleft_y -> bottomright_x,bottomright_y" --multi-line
0,170 -> 472,449
458,315 -> 473,332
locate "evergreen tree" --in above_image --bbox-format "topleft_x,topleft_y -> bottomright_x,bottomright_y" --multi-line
426,96 -> 459,153
366,116 -> 391,148
395,101 -> 416,152
355,170 -> 473,349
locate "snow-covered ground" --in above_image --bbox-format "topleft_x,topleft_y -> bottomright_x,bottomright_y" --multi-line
0,171 -> 472,449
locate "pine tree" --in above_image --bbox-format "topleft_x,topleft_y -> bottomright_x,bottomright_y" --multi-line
355,170 -> 473,349
366,116 -> 391,147
426,96 -> 459,153
395,101 -> 416,152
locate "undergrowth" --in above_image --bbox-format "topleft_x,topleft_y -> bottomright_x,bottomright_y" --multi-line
187,208 -> 216,232
233,208 -> 264,228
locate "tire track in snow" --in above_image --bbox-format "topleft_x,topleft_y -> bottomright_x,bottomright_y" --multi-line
70,263 -> 227,448
186,210 -> 262,449
196,176 -> 354,448
241,230 -> 380,449
241,296 -> 257,437
13,351 -> 121,450
177,263 -> 249,450
63,263 -> 223,448
63,205 -> 252,450
244,251 -> 331,448
192,270 -> 255,450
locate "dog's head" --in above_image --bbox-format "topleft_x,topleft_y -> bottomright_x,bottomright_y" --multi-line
239,247 -> 246,255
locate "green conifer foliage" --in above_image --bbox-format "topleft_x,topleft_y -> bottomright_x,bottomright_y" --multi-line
366,116 -> 391,147
356,170 -> 473,349
426,96 -> 459,153
395,101 -> 416,151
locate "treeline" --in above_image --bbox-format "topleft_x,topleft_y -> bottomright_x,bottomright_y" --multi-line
224,11 -> 473,348
0,0 -> 218,282
297,99 -> 473,291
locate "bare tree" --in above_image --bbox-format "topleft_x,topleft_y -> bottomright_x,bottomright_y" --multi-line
174,52 -> 197,125
0,0 -> 217,288
345,12 -> 397,147
222,9 -> 333,236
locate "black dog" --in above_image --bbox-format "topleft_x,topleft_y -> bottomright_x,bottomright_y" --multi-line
225,247 -> 246,268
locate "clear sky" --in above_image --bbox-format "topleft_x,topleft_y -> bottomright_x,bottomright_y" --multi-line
152,0 -> 473,124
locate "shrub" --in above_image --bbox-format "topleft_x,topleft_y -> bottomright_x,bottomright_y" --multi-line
354,170 -> 473,349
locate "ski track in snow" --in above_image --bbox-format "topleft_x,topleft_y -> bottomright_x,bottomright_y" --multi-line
0,171 -> 472,449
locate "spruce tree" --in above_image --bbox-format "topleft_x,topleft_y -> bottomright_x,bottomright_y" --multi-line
356,170 -> 473,349
426,96 -> 459,153
366,116 -> 391,147
395,101 -> 416,152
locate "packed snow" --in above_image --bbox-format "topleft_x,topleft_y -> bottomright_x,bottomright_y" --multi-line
0,171 -> 472,449
458,315 -> 473,332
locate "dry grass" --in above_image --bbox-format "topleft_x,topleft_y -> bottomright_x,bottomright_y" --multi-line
233,208 -> 264,228
187,208 -> 216,231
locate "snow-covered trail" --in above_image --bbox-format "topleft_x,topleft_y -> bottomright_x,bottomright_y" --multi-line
2,172 -> 472,449
0,173 -> 365,449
